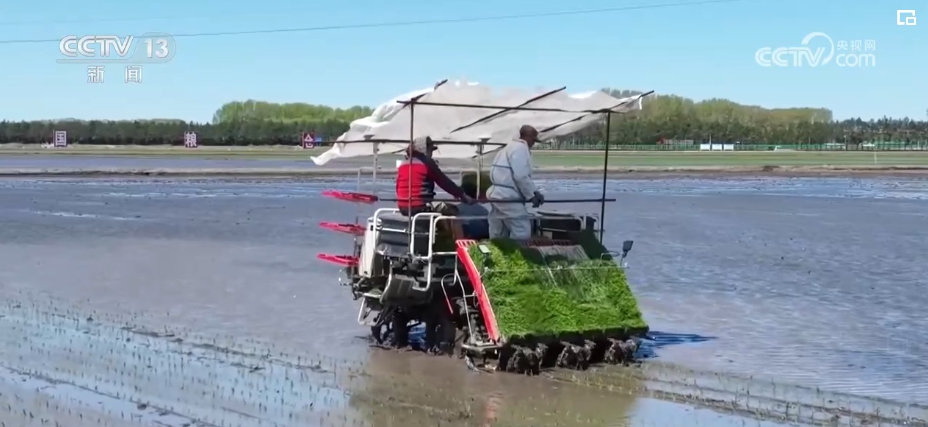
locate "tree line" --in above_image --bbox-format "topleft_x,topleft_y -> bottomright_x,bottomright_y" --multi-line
1,92 -> 926,146
573,90 -> 928,146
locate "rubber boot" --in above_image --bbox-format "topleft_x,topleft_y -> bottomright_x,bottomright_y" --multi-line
424,300 -> 442,353
392,311 -> 409,349
438,314 -> 455,356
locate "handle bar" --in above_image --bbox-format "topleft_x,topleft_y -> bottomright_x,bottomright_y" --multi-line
379,197 -> 616,203
321,190 -> 614,204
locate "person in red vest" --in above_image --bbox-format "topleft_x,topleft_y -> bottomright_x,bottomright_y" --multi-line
392,136 -> 472,353
395,136 -> 474,216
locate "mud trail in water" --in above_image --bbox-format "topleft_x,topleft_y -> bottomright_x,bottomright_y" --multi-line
0,291 -> 924,427
0,295 -> 364,426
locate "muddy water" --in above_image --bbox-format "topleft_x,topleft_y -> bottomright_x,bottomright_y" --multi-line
0,295 -> 918,427
0,176 -> 926,425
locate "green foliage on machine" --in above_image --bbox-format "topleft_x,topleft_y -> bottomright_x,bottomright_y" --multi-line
468,233 -> 647,340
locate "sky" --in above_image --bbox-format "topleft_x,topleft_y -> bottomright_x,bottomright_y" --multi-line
0,0 -> 923,122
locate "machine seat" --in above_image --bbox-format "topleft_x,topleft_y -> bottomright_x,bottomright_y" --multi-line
377,212 -> 433,256
534,210 -> 594,239
380,273 -> 433,305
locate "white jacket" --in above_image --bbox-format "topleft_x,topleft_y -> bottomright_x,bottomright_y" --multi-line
487,139 -> 536,202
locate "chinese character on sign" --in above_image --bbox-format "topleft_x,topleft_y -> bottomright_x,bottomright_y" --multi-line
184,131 -> 197,148
124,65 -> 142,83
849,40 -> 862,51
897,10 -> 916,25
54,131 -> 67,147
836,40 -> 849,50
87,66 -> 104,83
301,132 -> 315,149
864,40 -> 876,51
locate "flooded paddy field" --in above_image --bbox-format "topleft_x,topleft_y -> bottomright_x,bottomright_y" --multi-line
0,176 -> 926,426
0,296 -> 923,427
5,151 -> 928,173
0,154 -> 339,171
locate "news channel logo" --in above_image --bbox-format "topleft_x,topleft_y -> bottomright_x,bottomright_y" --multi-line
58,33 -> 176,64
755,32 -> 876,68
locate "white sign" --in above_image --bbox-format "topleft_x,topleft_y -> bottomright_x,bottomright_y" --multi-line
699,143 -> 734,151
54,131 -> 67,147
184,132 -> 197,148
755,32 -> 876,68
897,10 -> 916,25
58,33 -> 176,64
301,132 -> 315,148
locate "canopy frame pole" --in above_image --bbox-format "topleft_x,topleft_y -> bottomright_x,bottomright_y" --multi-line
450,87 -> 566,134
477,138 -> 489,198
357,135 -> 375,228
407,100 -> 415,243
371,141 -> 379,241
355,168 -> 362,226
396,91 -> 653,113
372,142 -> 379,191
599,111 -> 612,244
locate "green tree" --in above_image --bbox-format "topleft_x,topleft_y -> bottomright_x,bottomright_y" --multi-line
1,95 -> 925,147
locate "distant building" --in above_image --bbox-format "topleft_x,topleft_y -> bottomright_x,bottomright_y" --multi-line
658,138 -> 695,145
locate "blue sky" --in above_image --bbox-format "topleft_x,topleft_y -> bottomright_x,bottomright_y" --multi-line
0,0 -> 923,122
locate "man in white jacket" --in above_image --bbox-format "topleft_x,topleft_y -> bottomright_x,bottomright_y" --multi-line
486,125 -> 545,240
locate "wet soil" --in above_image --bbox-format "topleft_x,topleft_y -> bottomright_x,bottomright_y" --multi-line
1,294 -> 922,427
0,176 -> 926,425
3,154 -> 928,179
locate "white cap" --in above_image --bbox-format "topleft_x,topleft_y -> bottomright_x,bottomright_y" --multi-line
410,136 -> 433,152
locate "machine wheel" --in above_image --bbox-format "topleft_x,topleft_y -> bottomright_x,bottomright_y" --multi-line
556,341 -> 596,370
501,344 -> 545,375
603,338 -> 639,366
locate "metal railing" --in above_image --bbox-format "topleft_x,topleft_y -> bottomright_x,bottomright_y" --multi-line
542,142 -> 928,151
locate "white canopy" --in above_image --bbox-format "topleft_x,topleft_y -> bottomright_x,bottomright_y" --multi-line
311,80 -> 646,165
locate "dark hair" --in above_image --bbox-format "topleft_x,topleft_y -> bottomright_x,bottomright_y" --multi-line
461,181 -> 478,198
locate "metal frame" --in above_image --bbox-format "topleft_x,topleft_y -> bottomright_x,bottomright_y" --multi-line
347,88 -> 647,334
391,91 -> 647,245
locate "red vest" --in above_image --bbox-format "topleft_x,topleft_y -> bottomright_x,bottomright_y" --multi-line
395,157 -> 436,209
